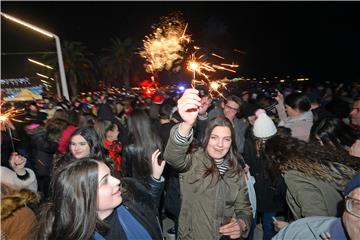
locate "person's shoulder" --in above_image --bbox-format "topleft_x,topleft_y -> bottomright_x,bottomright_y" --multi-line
273,217 -> 337,240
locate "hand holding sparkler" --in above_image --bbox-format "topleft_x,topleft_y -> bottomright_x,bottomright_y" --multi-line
177,88 -> 201,135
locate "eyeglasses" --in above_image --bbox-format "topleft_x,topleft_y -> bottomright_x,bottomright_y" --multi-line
345,196 -> 360,218
351,107 -> 360,113
224,104 -> 239,112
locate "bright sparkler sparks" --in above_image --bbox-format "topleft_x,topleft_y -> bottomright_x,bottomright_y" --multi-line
0,102 -> 25,150
139,12 -> 191,74
0,103 -> 25,127
186,50 -> 238,92
186,54 -> 216,85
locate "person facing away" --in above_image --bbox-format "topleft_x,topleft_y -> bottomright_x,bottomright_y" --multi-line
164,88 -> 252,239
33,158 -> 164,240
273,171 -> 360,240
275,91 -> 314,141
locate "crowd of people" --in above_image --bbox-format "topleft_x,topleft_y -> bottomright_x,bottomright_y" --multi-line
1,80 -> 360,239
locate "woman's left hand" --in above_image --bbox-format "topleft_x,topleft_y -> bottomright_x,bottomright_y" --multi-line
151,149 -> 165,180
218,218 -> 244,239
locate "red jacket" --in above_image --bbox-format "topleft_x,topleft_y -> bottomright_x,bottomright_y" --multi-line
104,139 -> 122,172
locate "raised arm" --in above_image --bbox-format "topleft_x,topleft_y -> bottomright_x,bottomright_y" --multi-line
164,88 -> 201,172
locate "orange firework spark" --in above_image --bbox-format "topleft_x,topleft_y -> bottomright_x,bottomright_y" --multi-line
211,53 -> 225,60
186,53 -> 216,88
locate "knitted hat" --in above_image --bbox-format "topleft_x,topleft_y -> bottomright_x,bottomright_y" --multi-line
253,109 -> 277,139
344,171 -> 360,196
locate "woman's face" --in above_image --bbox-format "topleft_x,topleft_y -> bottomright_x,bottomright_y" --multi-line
206,126 -> 232,160
70,135 -> 91,159
106,124 -> 119,141
97,162 -> 122,220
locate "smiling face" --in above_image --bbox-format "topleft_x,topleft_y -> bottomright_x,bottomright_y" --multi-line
70,135 -> 91,159
96,161 -> 122,220
206,126 -> 232,160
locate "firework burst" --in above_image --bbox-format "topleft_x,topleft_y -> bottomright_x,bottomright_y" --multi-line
139,12 -> 191,75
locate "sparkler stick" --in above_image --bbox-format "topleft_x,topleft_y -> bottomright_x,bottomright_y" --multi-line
7,126 -> 15,152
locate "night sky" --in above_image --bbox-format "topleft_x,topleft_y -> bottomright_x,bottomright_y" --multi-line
2,1 -> 360,83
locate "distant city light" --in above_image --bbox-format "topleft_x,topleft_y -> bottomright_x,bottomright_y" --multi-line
28,58 -> 53,69
36,73 -> 54,80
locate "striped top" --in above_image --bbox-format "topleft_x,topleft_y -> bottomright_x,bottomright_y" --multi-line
215,159 -> 229,175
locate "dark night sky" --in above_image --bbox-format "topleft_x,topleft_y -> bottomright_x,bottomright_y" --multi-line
2,1 -> 360,83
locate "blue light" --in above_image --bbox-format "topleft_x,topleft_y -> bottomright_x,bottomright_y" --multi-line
178,85 -> 185,92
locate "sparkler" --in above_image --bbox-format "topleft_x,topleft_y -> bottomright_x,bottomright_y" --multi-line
0,103 -> 25,152
186,49 -> 238,95
186,53 -> 216,88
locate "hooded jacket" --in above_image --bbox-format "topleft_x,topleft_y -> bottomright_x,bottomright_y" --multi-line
276,101 -> 313,141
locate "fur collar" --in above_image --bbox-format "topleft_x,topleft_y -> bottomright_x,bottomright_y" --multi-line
1,189 -> 39,220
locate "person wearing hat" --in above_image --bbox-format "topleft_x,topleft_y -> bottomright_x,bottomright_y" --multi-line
242,109 -> 286,240
273,171 -> 360,240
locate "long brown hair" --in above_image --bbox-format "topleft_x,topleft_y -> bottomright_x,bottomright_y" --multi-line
201,117 -> 245,184
264,133 -> 357,187
33,158 -> 106,240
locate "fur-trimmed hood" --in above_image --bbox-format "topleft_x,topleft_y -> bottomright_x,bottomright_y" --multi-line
279,158 -> 356,188
264,134 -> 358,188
1,189 -> 40,220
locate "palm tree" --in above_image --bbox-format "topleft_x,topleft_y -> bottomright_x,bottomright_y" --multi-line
100,37 -> 138,88
43,41 -> 96,97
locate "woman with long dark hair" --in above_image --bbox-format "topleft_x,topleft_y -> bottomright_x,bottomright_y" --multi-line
164,88 -> 252,239
33,158 -> 164,240
121,109 -> 163,182
53,127 -> 106,173
310,117 -> 358,152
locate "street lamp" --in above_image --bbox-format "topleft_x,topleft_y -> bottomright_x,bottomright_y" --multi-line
1,12 -> 70,100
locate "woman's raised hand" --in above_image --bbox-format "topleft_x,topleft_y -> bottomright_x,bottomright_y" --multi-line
177,88 -> 201,127
151,149 -> 165,180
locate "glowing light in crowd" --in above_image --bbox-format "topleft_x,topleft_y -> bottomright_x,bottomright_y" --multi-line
178,85 -> 185,92
139,12 -> 191,74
